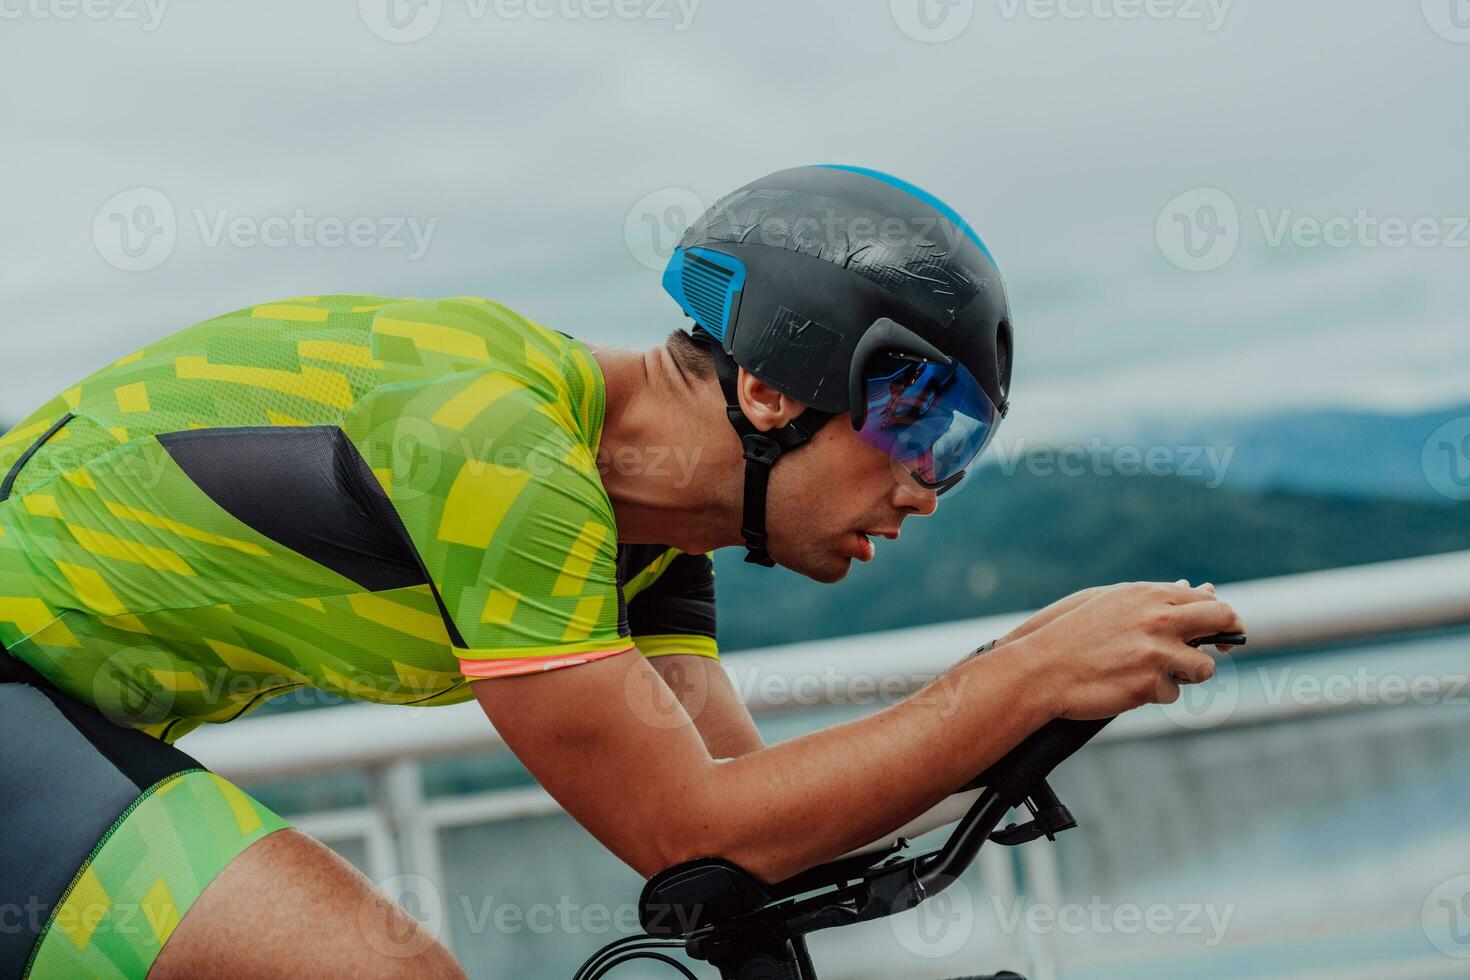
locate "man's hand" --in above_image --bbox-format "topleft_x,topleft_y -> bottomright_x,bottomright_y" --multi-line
1017,582 -> 1245,720
994,579 -> 1233,652
992,585 -> 1114,649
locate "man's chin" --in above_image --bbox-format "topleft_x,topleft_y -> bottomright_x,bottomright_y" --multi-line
776,551 -> 852,584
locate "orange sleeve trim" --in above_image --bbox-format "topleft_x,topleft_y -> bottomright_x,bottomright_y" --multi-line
460,644 -> 635,680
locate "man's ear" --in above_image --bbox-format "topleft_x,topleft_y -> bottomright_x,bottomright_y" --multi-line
735,368 -> 809,432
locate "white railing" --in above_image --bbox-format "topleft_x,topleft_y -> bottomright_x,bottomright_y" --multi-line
189,549 -> 1470,780
184,551 -> 1470,968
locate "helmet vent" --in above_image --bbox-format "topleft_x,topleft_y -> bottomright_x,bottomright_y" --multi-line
682,252 -> 737,340
996,319 -> 1013,398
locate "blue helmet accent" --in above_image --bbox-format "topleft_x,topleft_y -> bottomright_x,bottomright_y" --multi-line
662,246 -> 747,343
814,164 -> 995,264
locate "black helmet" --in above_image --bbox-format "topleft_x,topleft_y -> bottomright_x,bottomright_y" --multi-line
663,165 -> 1013,566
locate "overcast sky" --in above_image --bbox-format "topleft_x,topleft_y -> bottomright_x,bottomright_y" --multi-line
3,0 -> 1467,443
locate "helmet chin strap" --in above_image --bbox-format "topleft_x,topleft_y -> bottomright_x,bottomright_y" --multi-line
705,339 -> 834,567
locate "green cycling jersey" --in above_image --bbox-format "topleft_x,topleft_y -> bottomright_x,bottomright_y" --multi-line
0,295 -> 717,742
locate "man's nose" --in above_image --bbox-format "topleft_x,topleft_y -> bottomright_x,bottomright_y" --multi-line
893,475 -> 939,516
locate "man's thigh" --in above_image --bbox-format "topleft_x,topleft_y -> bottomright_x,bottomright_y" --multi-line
150,829 -> 466,980
0,671 -> 462,979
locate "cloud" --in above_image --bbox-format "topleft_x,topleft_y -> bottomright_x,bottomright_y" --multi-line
1,0 -> 1465,431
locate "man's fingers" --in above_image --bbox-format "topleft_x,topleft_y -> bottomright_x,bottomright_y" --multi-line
1166,648 -> 1217,685
1152,674 -> 1182,705
1153,581 -> 1219,605
1169,598 -> 1244,639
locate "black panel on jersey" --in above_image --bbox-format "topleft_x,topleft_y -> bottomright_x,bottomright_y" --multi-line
158,426 -> 427,593
619,547 -> 718,641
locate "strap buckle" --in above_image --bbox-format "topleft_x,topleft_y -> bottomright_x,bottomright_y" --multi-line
741,433 -> 781,466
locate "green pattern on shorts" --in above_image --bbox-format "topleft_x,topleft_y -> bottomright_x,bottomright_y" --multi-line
25,770 -> 290,979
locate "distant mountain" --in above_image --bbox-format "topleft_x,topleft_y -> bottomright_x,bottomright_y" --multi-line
713,461 -> 1469,652
7,406 -> 1466,660
1150,401 -> 1470,502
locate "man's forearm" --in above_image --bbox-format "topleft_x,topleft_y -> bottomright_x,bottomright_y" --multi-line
662,638 -> 1058,883
650,654 -> 764,759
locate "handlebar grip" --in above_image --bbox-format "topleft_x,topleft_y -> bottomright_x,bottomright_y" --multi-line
962,716 -> 1114,802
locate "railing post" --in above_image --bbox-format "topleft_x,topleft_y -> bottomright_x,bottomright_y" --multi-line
374,758 -> 453,952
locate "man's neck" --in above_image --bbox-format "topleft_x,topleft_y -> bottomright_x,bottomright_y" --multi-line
591,346 -> 742,554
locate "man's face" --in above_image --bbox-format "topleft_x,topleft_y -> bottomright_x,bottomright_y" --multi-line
763,416 -> 939,583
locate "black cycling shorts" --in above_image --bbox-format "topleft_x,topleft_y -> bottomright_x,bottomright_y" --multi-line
0,650 -> 289,979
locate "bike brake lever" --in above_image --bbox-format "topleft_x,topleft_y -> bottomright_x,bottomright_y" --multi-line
1189,632 -> 1246,648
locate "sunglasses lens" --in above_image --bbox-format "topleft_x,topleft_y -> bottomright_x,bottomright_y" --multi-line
855,355 -> 1001,489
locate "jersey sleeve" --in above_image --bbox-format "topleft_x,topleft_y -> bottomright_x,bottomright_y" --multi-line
626,551 -> 719,661
343,327 -> 632,680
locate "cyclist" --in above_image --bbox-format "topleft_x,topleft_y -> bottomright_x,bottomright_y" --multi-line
0,165 -> 1242,979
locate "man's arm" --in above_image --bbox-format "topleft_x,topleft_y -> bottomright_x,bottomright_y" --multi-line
627,550 -> 760,756
648,653 -> 763,759
475,581 -> 1241,884
476,644 -> 1047,884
